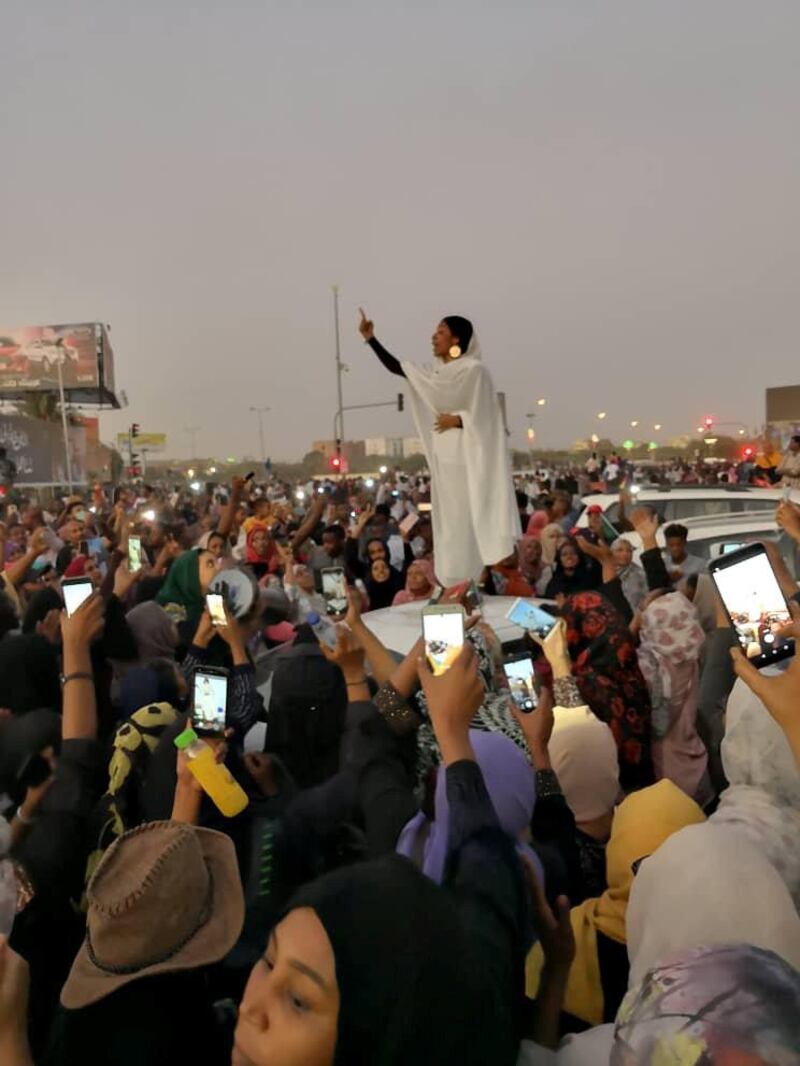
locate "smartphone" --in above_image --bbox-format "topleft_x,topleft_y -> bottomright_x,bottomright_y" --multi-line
128,534 -> 143,573
422,604 -> 465,676
464,579 -> 482,615
79,540 -> 89,557
244,471 -> 256,482
63,577 -> 93,617
418,502 -> 432,513
321,567 -> 348,616
783,485 -> 793,502
709,543 -> 795,668
193,667 -> 229,736
506,598 -> 558,639
399,512 -> 419,535
503,654 -> 538,713
206,592 -> 228,627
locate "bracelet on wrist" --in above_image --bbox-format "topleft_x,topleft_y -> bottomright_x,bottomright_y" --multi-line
60,671 -> 93,686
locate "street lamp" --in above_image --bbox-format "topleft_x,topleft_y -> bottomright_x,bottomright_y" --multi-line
654,423 -> 662,431
630,420 -> 639,428
249,406 -> 271,464
597,412 -> 607,420
536,398 -> 546,407
590,433 -> 600,445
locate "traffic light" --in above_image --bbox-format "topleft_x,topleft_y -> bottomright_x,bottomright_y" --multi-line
131,423 -> 140,438
743,445 -> 755,460
704,416 -> 714,430
330,455 -> 341,471
397,393 -> 404,413
527,427 -> 535,442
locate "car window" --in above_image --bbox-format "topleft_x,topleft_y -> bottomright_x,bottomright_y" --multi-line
742,498 -> 777,513
696,529 -> 781,562
604,503 -> 620,523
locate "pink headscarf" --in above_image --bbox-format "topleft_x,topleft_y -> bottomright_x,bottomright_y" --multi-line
525,511 -> 549,539
392,558 -> 437,606
638,592 -> 712,805
64,555 -> 89,579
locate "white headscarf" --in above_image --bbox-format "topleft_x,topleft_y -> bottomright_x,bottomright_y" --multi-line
709,675 -> 800,907
626,822 -> 800,987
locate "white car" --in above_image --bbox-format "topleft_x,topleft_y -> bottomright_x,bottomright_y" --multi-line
20,339 -> 77,374
618,511 -> 799,578
575,486 -> 783,528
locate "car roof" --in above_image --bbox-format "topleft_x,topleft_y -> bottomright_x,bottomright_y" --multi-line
620,513 -> 781,548
584,487 -> 781,503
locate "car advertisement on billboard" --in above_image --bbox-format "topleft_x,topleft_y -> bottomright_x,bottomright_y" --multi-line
0,323 -> 100,392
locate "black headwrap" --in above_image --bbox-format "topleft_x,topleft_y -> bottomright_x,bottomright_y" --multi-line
285,853 -> 519,1066
442,315 -> 474,354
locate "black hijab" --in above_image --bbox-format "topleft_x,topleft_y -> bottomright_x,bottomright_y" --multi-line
286,853 -> 521,1066
263,644 -> 348,789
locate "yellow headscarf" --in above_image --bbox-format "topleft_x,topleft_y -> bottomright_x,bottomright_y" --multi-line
526,779 -> 705,1026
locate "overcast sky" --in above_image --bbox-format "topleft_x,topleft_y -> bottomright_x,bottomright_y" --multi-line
3,1 -> 799,461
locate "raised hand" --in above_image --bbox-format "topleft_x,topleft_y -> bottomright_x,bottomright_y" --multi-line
358,307 -> 375,342
416,642 -> 484,764
630,506 -> 659,550
60,592 -> 105,649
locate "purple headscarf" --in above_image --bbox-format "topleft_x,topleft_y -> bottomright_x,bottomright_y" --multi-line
396,729 -> 544,887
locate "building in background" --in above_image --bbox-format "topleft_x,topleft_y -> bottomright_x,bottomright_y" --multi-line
363,436 -> 425,458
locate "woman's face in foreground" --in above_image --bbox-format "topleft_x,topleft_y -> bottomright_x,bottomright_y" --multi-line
234,907 -> 339,1066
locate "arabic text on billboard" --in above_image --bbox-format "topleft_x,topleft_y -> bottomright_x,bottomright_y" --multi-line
116,432 -> 167,451
0,324 -> 99,392
0,416 -> 87,485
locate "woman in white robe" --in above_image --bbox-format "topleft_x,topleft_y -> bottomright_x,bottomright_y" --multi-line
359,310 -> 520,587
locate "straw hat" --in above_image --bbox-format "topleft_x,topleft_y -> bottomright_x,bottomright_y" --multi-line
61,821 -> 244,1009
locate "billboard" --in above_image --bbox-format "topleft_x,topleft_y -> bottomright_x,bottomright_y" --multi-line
0,322 -> 118,405
116,432 -> 167,452
0,415 -> 87,486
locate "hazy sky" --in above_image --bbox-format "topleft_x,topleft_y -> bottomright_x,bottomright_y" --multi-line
3,1 -> 799,461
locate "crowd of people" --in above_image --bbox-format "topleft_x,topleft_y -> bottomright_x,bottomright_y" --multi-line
0,465 -> 798,1065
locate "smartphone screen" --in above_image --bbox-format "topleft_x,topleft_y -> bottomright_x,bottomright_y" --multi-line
128,535 -> 143,573
63,578 -> 93,618
321,567 -> 348,616
422,605 -> 465,676
710,545 -> 794,668
506,598 -> 558,638
207,592 -> 227,627
504,655 -> 538,713
193,668 -> 228,735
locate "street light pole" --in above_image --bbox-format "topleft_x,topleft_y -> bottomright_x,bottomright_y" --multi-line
525,412 -> 536,470
184,425 -> 200,461
250,406 -> 270,464
333,285 -> 345,462
56,354 -> 74,492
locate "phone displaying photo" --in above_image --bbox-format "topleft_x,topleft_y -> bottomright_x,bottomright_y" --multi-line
503,654 -> 538,713
464,579 -> 482,615
128,534 -> 143,573
206,592 -> 227,628
422,604 -> 465,677
62,577 -> 93,618
193,667 -> 229,736
710,543 -> 794,668
321,567 -> 348,616
506,598 -> 558,639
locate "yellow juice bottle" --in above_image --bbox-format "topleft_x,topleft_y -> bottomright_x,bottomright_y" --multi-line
174,728 -> 249,817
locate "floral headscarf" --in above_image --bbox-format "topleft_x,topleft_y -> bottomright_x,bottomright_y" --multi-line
613,944 -> 800,1065
561,591 -> 653,791
637,592 -> 710,805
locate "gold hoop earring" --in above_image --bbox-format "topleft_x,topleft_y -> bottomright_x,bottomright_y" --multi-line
449,345 -> 462,359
